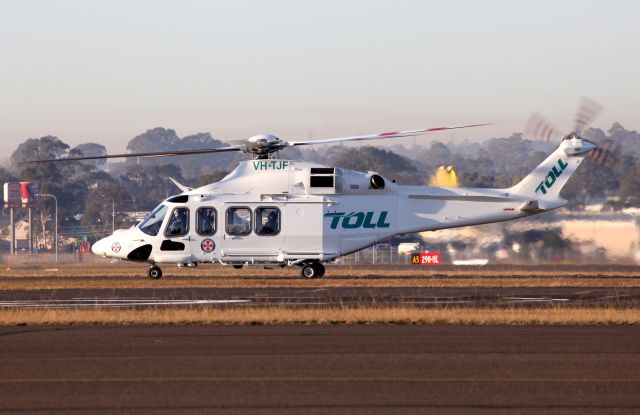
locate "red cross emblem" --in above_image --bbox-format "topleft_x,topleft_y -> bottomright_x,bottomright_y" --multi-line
201,239 -> 215,253
111,242 -> 121,253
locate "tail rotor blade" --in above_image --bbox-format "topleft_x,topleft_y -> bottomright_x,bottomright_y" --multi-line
588,139 -> 619,167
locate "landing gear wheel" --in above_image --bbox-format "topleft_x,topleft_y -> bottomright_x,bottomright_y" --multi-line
300,262 -> 325,279
301,265 -> 317,279
232,264 -> 244,269
148,266 -> 163,280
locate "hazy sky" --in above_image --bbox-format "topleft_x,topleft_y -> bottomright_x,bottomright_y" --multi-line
0,0 -> 639,154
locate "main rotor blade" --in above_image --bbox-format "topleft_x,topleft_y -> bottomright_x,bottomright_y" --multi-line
19,146 -> 243,163
286,123 -> 491,147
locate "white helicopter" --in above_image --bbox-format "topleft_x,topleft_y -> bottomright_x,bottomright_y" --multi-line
30,124 -> 597,279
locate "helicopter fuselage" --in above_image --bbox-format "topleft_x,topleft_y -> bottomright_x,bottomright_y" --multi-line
90,135 -> 595,275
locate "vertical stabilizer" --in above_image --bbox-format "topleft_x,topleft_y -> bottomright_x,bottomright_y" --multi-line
509,134 -> 597,209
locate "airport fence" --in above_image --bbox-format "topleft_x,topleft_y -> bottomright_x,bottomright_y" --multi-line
337,246 -> 416,265
0,248 -> 416,266
0,253 -> 116,265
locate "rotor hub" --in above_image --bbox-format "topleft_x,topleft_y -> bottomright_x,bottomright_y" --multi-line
247,134 -> 280,144
246,134 -> 286,158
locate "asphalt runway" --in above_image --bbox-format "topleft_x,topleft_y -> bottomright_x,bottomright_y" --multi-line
0,325 -> 639,414
1,287 -> 640,309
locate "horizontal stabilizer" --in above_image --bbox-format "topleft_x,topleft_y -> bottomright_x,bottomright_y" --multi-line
518,200 -> 540,212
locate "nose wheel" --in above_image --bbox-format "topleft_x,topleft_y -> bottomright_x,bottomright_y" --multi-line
300,262 -> 325,279
148,266 -> 163,280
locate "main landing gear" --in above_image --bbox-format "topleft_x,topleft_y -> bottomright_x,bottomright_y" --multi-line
300,261 -> 325,279
148,266 -> 163,280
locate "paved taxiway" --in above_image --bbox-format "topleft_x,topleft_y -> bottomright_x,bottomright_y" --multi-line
0,325 -> 639,414
1,287 -> 640,309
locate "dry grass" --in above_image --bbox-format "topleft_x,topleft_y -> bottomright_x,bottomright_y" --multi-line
2,305 -> 639,326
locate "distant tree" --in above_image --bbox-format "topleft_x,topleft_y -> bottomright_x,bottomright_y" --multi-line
619,163 -> 640,205
451,154 -> 496,187
418,141 -> 452,169
562,158 -> 619,208
457,170 -> 496,188
118,163 -> 185,210
124,128 -> 237,178
54,181 -> 90,225
178,132 -> 236,178
17,162 -> 63,184
82,182 -> 132,229
0,167 -> 16,184
331,146 -> 421,184
483,134 -> 533,177
199,170 -> 229,186
504,150 -> 548,188
79,170 -> 115,186
69,143 -> 107,168
605,123 -> 640,159
127,127 -> 181,155
583,127 -> 607,142
277,145 -> 303,161
10,136 -> 70,188
10,136 -> 69,166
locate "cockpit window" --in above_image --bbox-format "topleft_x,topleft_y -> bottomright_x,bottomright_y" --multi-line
165,207 -> 190,237
139,204 -> 168,236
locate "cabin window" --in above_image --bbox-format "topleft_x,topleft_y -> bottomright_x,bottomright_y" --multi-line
309,167 -> 335,191
165,207 -> 190,237
196,207 -> 217,236
226,207 -> 252,236
139,204 -> 168,236
310,167 -> 334,174
255,207 -> 281,236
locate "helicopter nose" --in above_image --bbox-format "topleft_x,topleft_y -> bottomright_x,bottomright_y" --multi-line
92,237 -> 110,256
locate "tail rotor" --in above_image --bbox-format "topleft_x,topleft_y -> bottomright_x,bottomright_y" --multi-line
525,97 -> 616,167
574,97 -> 603,134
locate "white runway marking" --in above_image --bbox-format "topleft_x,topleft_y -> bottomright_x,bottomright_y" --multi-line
501,297 -> 570,303
407,300 -> 474,305
250,296 -> 320,299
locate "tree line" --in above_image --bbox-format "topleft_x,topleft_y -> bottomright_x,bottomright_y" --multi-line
2,123 -> 638,241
